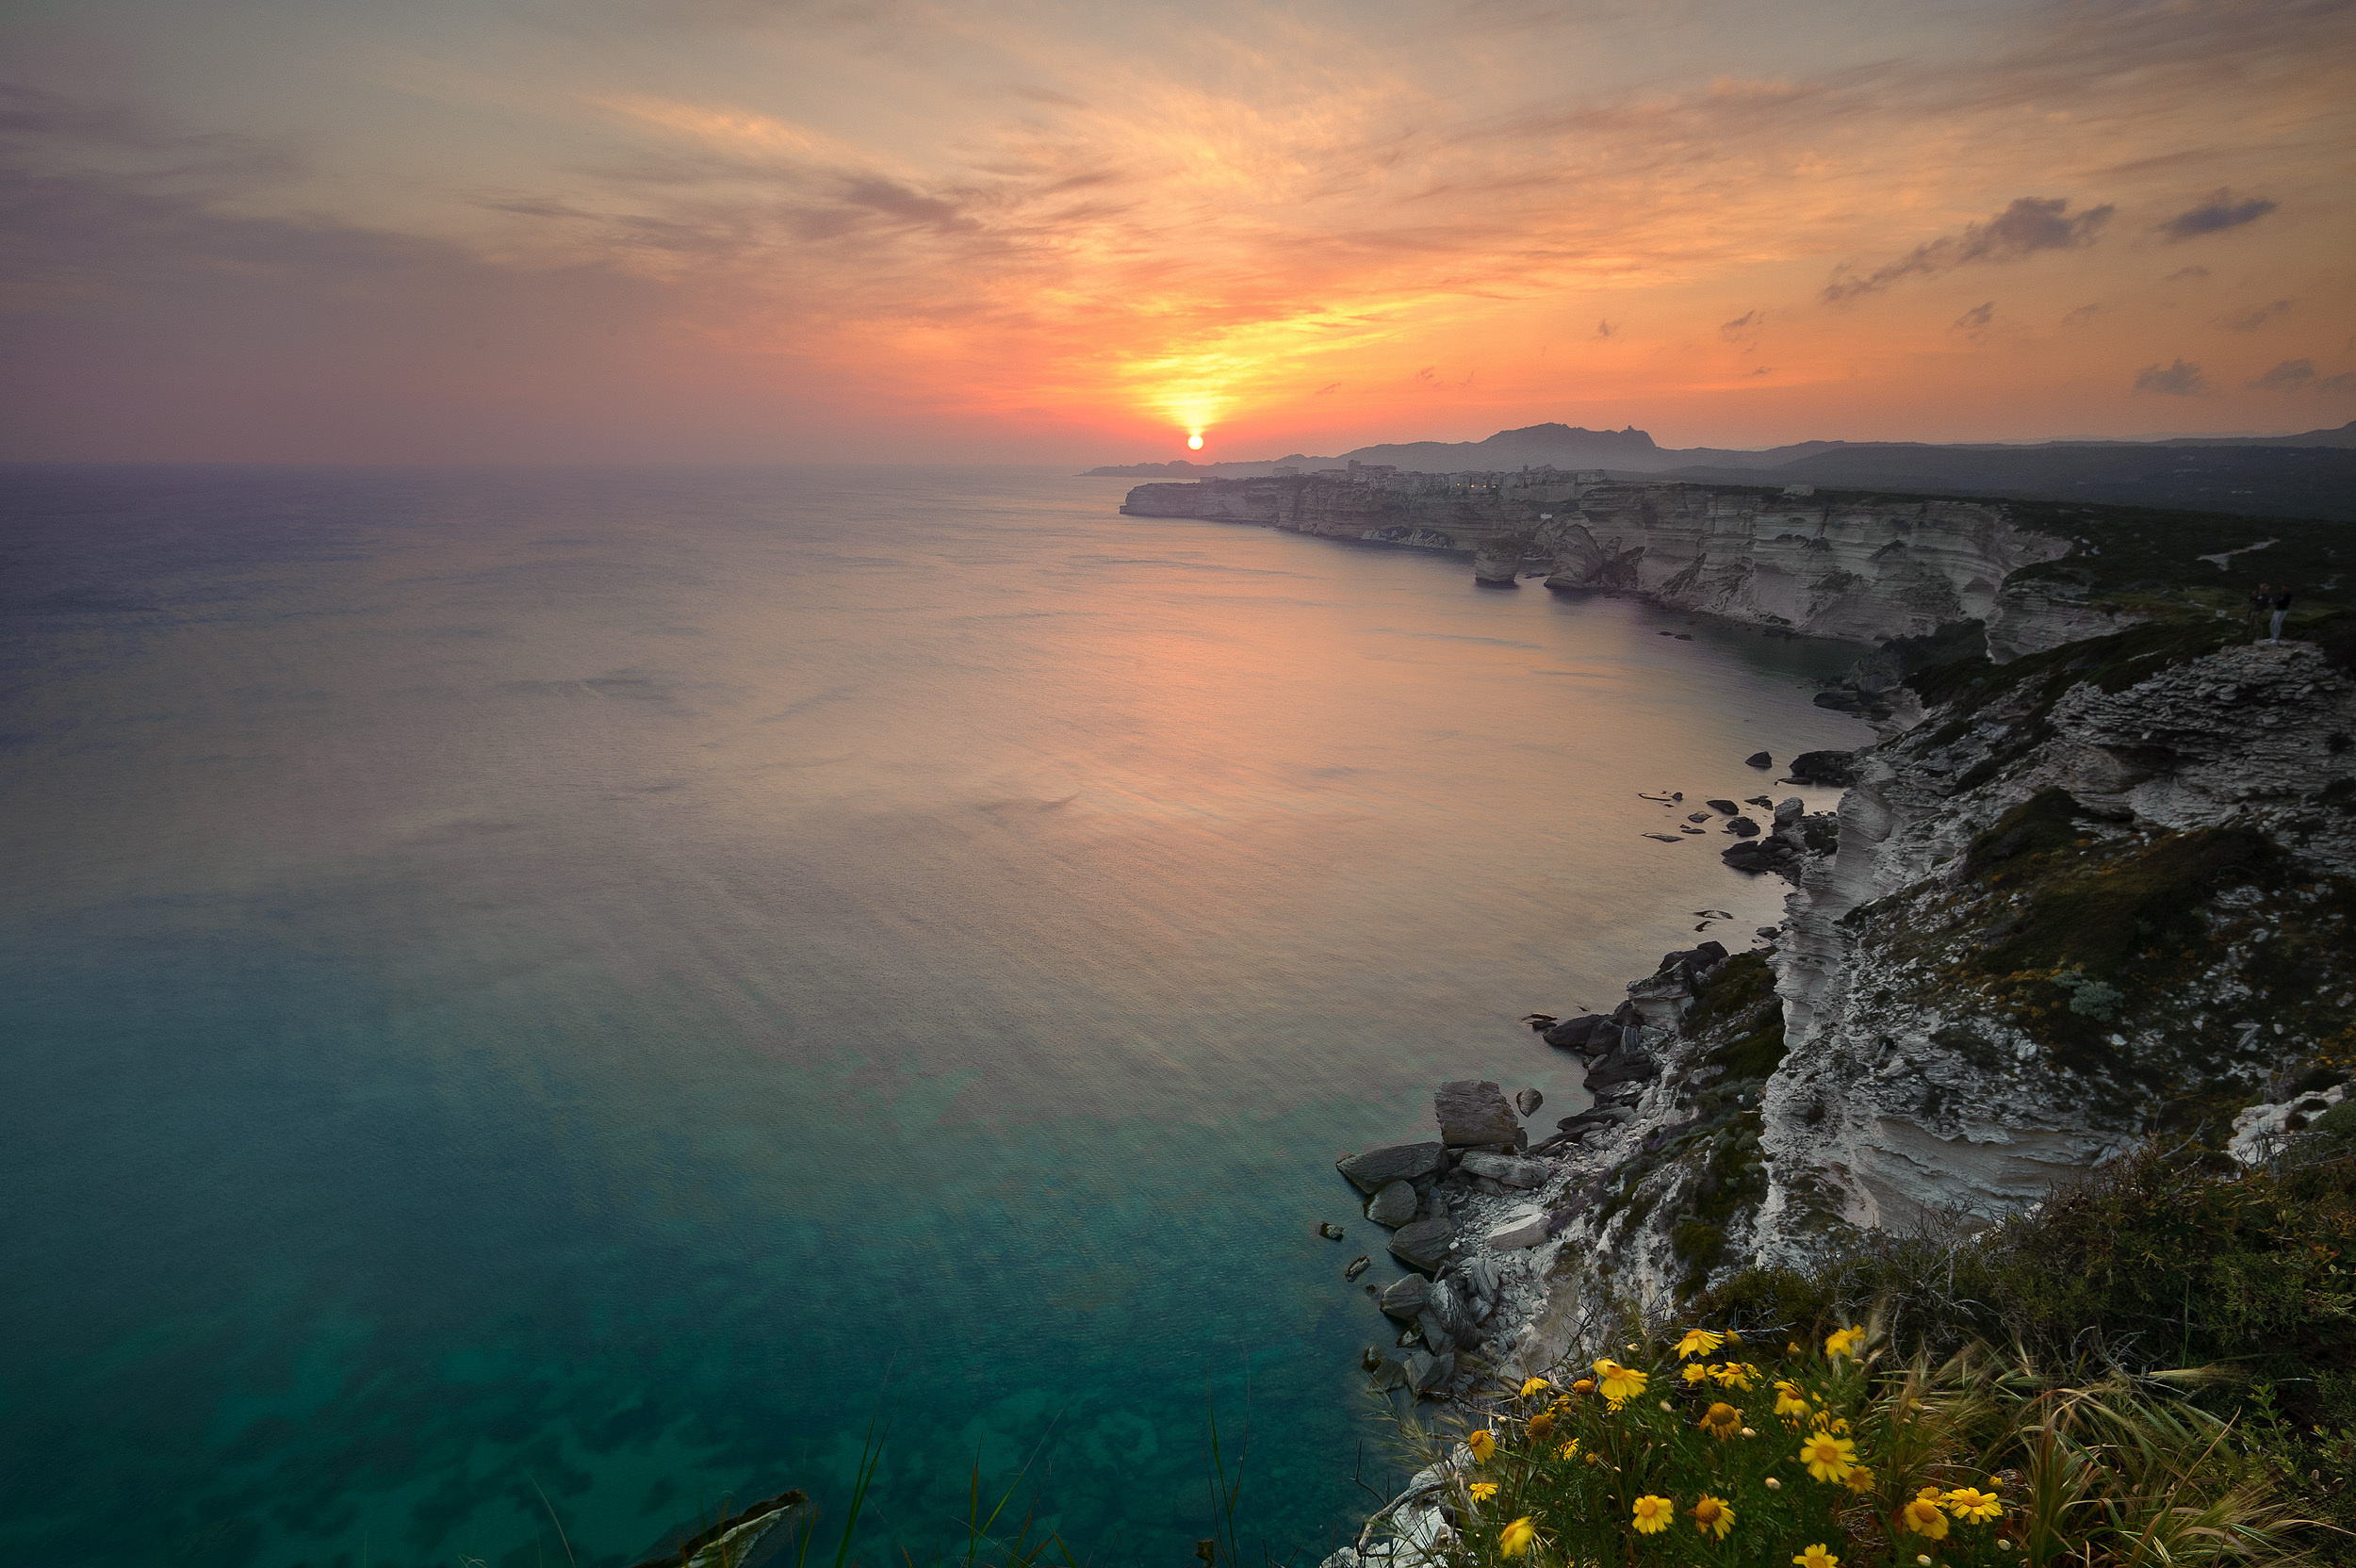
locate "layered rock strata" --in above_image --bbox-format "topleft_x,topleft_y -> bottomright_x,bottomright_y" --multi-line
1123,473 -> 2099,657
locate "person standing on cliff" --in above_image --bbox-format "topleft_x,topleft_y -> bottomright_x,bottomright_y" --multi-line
2267,585 -> 2293,644
2249,582 -> 2271,640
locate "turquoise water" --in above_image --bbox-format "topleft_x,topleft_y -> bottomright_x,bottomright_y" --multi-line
0,465 -> 1868,1567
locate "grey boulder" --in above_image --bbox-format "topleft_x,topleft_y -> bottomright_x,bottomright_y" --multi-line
1774,796 -> 1805,828
1457,1252 -> 1502,1315
1542,1014 -> 1611,1052
1514,1086 -> 1544,1117
1378,1273 -> 1431,1320
1366,1179 -> 1419,1227
1387,1215 -> 1455,1273
1486,1212 -> 1550,1250
1584,1038 -> 1660,1092
1745,751 -> 1773,768
1459,1150 -> 1548,1189
1789,749 -> 1857,787
1436,1080 -> 1521,1147
1335,1141 -> 1446,1194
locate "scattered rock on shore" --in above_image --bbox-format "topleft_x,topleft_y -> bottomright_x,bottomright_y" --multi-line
1787,749 -> 1857,786
1459,1150 -> 1548,1188
1486,1210 -> 1550,1250
1514,1086 -> 1543,1117
1435,1080 -> 1521,1147
1378,1273 -> 1432,1320
1744,751 -> 1772,768
1336,1141 -> 1445,1192
1387,1215 -> 1455,1273
1366,1179 -> 1419,1226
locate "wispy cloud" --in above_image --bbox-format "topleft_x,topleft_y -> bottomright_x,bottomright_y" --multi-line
2219,299 -> 2293,332
2248,359 -> 2356,394
2156,188 -> 2275,241
1823,198 -> 2112,303
1952,302 -> 1994,335
2135,358 -> 2210,396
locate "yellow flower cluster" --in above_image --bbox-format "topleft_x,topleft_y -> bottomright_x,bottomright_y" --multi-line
1901,1488 -> 1951,1540
1824,1324 -> 1865,1360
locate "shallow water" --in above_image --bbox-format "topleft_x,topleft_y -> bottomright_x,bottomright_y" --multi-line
0,465 -> 1869,1567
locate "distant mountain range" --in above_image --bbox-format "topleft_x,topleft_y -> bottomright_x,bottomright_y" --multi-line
1083,419 -> 2356,521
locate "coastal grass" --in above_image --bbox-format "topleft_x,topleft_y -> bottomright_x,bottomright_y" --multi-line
1380,1135 -> 2356,1568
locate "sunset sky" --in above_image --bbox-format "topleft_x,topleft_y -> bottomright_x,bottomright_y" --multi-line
4,0 -> 2352,464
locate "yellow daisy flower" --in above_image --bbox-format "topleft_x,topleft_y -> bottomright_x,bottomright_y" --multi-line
1774,1380 -> 1810,1420
1683,1364 -> 1711,1386
1944,1487 -> 2003,1522
1710,1362 -> 1758,1391
1675,1328 -> 1726,1360
1466,1429 -> 1496,1462
1792,1544 -> 1838,1568
1519,1377 -> 1551,1398
1690,1495 -> 1735,1541
1469,1482 -> 1499,1502
1900,1495 -> 1951,1540
1593,1359 -> 1649,1406
1824,1325 -> 1865,1360
1498,1517 -> 1537,1558
1798,1431 -> 1857,1483
1630,1495 -> 1675,1535
1699,1401 -> 1741,1438
1842,1463 -> 1876,1495
1526,1413 -> 1556,1444
1556,1438 -> 1580,1462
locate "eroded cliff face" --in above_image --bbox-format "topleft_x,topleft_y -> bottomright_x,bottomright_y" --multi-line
1458,629 -> 2356,1375
1122,474 -> 2099,658
1538,486 -> 2079,650
1757,635 -> 2356,1259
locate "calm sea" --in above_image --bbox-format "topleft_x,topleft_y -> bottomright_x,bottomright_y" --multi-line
0,465 -> 1868,1567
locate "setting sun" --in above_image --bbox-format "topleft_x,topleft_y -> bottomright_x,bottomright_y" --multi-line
1187,434 -> 1204,449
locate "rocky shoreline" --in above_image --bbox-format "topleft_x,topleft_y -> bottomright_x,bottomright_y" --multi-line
1324,618 -> 2356,1564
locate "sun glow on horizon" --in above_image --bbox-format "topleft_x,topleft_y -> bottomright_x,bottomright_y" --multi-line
1187,433 -> 1203,449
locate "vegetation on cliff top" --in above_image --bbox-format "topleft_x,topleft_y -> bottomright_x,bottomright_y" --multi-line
1409,1134 -> 2356,1568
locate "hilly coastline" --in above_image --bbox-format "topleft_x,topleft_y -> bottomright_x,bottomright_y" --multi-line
1117,459 -> 2355,1558
1087,420 -> 2356,522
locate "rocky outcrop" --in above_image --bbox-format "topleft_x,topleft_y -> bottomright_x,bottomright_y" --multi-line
1754,635 -> 2356,1254
1338,624 -> 2356,1424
